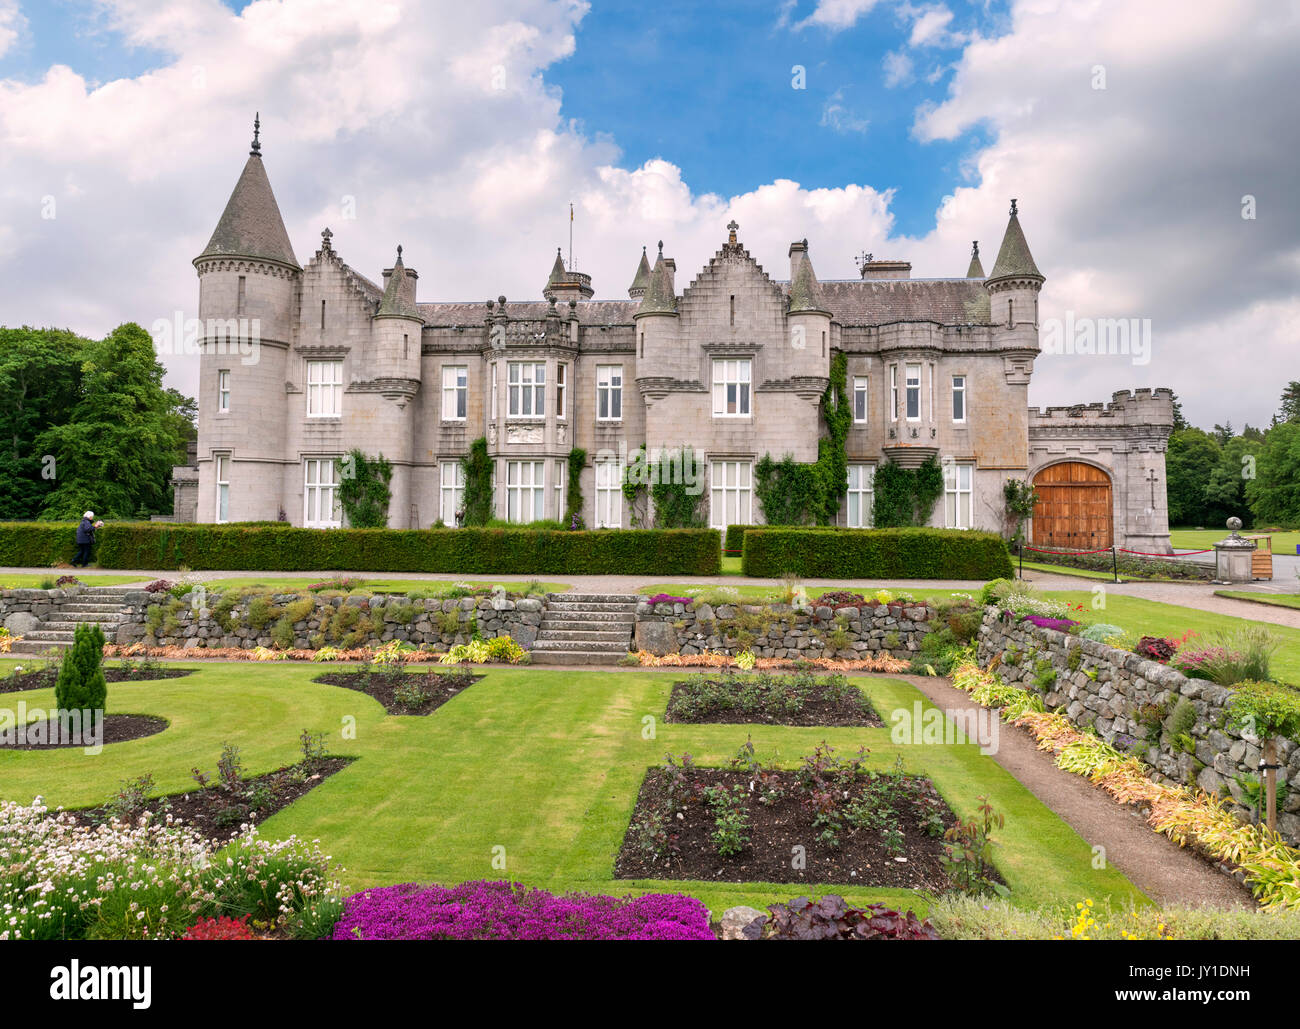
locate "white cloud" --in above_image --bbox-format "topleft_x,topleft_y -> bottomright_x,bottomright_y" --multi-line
819,88 -> 870,133
793,0 -> 883,32
906,5 -> 963,47
0,0 -> 25,57
882,49 -> 915,88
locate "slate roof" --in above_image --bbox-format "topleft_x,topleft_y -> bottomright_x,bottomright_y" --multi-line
987,212 -> 1042,281
197,154 -> 299,268
787,252 -> 827,314
628,248 -> 652,294
376,252 -> 422,320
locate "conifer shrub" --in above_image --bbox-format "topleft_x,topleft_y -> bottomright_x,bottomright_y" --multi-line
54,623 -> 108,713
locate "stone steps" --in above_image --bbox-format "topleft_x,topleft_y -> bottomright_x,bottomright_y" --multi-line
529,593 -> 638,665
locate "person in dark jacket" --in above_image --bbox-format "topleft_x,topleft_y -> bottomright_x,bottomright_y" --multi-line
73,511 -> 96,568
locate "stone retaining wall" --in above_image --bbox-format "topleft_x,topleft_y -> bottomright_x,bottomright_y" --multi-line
118,591 -> 543,650
976,606 -> 1300,842
633,598 -> 933,659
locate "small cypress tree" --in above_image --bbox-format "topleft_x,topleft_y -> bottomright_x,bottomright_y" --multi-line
55,622 -> 108,713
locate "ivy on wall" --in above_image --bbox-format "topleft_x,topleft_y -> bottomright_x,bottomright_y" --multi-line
622,445 -> 707,528
336,449 -> 393,528
873,456 -> 944,528
460,437 -> 494,527
752,351 -> 850,525
565,448 -> 586,529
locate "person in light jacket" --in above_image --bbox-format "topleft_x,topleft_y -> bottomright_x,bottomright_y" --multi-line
73,511 -> 98,568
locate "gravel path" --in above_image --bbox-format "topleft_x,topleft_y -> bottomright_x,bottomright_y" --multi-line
898,672 -> 1253,909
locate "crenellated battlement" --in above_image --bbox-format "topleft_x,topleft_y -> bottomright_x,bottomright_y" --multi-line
1029,387 -> 1174,425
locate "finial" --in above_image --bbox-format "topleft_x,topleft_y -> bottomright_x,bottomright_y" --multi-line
320,227 -> 333,253
1009,198 -> 1018,216
657,240 -> 663,257
971,240 -> 979,258
727,219 -> 739,244
396,244 -> 403,262
250,112 -> 261,156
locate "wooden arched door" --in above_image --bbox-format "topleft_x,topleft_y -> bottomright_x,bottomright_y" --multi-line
1031,462 -> 1113,549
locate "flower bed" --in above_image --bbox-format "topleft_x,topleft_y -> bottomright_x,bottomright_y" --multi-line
615,744 -> 971,891
664,670 -> 882,727
0,800 -> 339,939
631,650 -> 911,673
312,668 -> 481,715
331,880 -> 713,940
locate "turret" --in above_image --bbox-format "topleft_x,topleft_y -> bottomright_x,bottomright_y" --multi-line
786,238 -> 832,372
542,248 -> 594,302
633,240 -> 679,374
984,199 -> 1044,338
371,244 -> 423,381
192,114 -> 298,522
965,240 -> 984,278
628,246 -> 652,300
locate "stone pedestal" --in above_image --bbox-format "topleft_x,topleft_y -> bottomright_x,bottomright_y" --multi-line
1214,520 -> 1257,583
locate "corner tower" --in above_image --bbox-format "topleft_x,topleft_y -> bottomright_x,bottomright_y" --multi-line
192,114 -> 300,523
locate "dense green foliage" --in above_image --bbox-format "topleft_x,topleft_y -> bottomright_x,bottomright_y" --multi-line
622,446 -> 707,528
0,324 -> 193,520
872,457 -> 945,528
741,527 -> 1013,579
0,522 -> 722,574
1002,479 -> 1039,544
54,622 -> 108,713
725,524 -> 753,554
459,437 -> 494,527
1245,422 -> 1300,527
564,448 -> 586,529
336,450 -> 393,528
751,351 -> 850,525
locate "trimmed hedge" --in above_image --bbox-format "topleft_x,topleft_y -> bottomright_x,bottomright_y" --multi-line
724,524 -> 754,555
741,527 -> 1014,580
0,522 -> 722,575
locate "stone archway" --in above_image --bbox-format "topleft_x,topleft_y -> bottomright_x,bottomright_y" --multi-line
1031,461 -> 1113,549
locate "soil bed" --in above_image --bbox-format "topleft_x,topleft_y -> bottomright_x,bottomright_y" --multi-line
312,668 -> 481,715
664,673 -> 882,727
0,714 -> 168,749
1,665 -> 193,695
616,765 -> 986,891
74,757 -> 354,845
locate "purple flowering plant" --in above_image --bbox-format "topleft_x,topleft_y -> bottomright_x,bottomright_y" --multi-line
332,880 -> 714,941
648,593 -> 693,606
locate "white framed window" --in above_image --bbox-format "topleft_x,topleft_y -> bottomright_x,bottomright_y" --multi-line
595,460 -> 622,528
710,460 -> 752,528
554,458 -> 567,522
441,365 -> 467,421
889,365 -> 898,421
712,359 -> 751,417
490,363 -> 498,421
439,461 -> 465,526
905,362 -> 921,421
506,460 -> 545,523
852,376 -> 869,423
508,362 -> 545,418
217,369 -> 231,413
306,360 -> 343,417
556,364 -> 567,421
596,365 -> 623,421
214,453 -> 230,523
304,458 -> 342,528
944,462 -> 974,530
952,375 -> 967,423
846,464 -> 874,528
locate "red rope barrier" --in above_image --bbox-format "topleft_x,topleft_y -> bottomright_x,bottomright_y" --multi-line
1024,545 -> 1112,556
1117,548 -> 1213,557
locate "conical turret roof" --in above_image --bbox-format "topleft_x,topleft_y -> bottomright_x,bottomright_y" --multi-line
788,242 -> 827,313
197,117 -> 299,268
548,248 -> 567,283
638,244 -> 677,314
628,246 -> 652,296
377,247 -> 422,320
987,202 -> 1042,281
966,241 -> 985,278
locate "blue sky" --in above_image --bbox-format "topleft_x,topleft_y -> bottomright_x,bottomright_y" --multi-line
4,0 -> 1003,238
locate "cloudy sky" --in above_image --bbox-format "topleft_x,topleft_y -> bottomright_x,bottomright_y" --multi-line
0,0 -> 1295,430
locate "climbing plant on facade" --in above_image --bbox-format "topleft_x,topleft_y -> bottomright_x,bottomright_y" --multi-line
336,449 -> 393,528
752,351 -> 850,524
622,445 -> 706,528
872,456 -> 945,528
460,437 -> 493,526
1003,478 -> 1040,544
565,448 -> 586,529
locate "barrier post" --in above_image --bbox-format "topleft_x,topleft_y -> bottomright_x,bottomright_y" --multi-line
1111,546 -> 1119,584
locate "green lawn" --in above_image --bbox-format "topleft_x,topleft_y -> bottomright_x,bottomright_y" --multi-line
185,576 -> 571,595
1214,591 -> 1300,611
1170,527 -> 1300,555
0,661 -> 1141,915
0,573 -> 144,588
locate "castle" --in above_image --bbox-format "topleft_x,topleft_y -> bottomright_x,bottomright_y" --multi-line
178,122 -> 1173,552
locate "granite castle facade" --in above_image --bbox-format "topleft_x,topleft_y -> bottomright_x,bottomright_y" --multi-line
181,126 -> 1173,551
